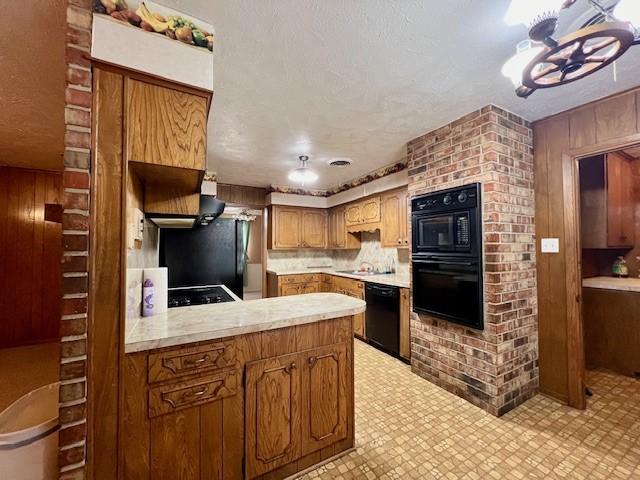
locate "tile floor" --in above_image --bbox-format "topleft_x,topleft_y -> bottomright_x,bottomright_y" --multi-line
301,340 -> 640,480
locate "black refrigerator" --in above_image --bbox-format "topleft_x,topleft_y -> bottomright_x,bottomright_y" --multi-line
159,218 -> 244,299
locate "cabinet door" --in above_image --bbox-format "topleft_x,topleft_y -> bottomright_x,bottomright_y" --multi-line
399,288 -> 411,359
149,407 -> 202,480
280,284 -> 301,296
300,344 -> 349,456
334,206 -> 347,248
606,152 -> 634,247
274,207 -> 301,249
301,210 -> 327,248
344,203 -> 361,226
381,192 -> 402,247
126,79 -> 207,170
300,282 -> 320,294
245,354 -> 301,478
354,312 -> 365,338
401,191 -> 410,246
361,197 -> 381,224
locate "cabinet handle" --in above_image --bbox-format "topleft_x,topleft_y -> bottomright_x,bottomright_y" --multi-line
397,239 -> 401,244
308,356 -> 317,367
285,362 -> 297,374
183,354 -> 210,367
181,385 -> 208,402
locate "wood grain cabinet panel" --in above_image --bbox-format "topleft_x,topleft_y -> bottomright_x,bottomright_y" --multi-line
126,78 -> 207,170
301,210 -> 327,248
399,288 -> 411,360
300,344 -> 348,456
148,370 -> 237,418
148,340 -> 236,383
328,206 -> 361,250
245,353 -> 301,478
344,203 -> 362,226
360,196 -> 381,224
580,153 -> 634,248
381,189 -> 409,248
150,408 -> 201,480
606,152 -> 635,247
272,206 -> 301,249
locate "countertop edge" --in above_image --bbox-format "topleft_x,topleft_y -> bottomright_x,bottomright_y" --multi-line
125,300 -> 366,354
266,269 -> 410,288
582,276 -> 640,293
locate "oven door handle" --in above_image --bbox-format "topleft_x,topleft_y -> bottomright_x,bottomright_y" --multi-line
413,259 -> 476,267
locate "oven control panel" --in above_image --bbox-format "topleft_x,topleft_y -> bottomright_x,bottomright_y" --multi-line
412,184 -> 479,213
456,216 -> 470,245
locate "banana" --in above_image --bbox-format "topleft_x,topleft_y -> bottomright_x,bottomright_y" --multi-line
135,3 -> 173,33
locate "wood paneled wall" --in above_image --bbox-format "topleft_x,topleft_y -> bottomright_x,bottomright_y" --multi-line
0,166 -> 62,348
216,183 -> 266,207
534,88 -> 640,408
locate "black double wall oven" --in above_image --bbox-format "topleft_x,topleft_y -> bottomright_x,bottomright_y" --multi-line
411,183 -> 484,330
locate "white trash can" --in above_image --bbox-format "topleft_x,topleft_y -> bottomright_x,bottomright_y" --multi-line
0,383 -> 60,480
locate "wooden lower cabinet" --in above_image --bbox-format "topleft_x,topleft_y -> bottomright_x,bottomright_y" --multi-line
300,344 -> 349,455
583,287 -> 640,376
245,353 -> 301,478
121,318 -> 355,480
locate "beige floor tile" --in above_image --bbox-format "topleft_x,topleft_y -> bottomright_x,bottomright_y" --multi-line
298,340 -> 640,479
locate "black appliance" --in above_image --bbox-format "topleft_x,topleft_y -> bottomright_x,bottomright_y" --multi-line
148,195 -> 226,229
168,285 -> 237,308
411,183 -> 480,257
411,183 -> 483,330
365,283 -> 400,357
160,218 -> 244,299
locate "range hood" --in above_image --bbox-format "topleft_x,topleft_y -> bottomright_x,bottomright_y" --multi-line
148,195 -> 226,229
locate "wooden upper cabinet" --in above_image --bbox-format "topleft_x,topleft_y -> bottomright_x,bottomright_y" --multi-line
300,344 -> 348,456
269,206 -> 328,250
328,206 -> 360,250
580,153 -> 634,249
345,196 -> 381,230
272,206 -> 301,249
126,78 -> 208,170
381,190 -> 402,247
344,203 -> 362,226
606,152 -> 635,247
361,196 -> 381,224
245,353 -> 301,478
381,189 -> 409,248
301,210 -> 327,248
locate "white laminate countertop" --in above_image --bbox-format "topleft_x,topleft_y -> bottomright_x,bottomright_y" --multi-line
125,293 -> 366,353
267,268 -> 410,288
582,276 -> 640,293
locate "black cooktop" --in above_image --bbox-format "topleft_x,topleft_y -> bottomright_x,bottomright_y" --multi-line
168,285 -> 236,308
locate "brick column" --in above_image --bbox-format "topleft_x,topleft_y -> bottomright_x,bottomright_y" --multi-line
407,105 -> 538,416
59,1 -> 92,478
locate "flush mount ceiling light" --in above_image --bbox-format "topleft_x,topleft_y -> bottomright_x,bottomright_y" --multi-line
288,155 -> 319,185
502,0 -> 640,98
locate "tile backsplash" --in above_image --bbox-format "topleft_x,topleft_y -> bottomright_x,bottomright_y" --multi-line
267,231 -> 409,274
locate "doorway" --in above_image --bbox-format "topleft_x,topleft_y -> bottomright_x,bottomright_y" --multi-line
577,146 -> 640,391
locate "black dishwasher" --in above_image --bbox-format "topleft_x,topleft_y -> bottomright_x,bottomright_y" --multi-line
365,283 -> 400,357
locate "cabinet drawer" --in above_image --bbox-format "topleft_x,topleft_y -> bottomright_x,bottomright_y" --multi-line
280,274 -> 321,285
148,370 -> 237,418
148,340 -> 236,383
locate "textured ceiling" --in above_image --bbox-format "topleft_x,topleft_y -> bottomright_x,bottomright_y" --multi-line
0,0 -> 66,171
164,0 -> 640,189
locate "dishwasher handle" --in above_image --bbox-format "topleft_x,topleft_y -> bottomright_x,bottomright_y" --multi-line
365,283 -> 399,299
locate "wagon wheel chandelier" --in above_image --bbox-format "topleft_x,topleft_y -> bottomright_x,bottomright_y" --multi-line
501,0 -> 640,98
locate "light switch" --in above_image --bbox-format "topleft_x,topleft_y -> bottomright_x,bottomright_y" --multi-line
541,238 -> 560,253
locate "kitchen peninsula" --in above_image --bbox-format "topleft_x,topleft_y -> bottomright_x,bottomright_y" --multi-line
121,293 -> 365,480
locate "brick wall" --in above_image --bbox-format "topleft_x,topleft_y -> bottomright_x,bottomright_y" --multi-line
407,105 -> 538,416
59,1 -> 92,478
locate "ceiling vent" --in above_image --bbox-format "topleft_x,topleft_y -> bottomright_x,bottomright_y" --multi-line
328,158 -> 353,168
